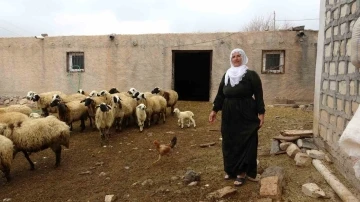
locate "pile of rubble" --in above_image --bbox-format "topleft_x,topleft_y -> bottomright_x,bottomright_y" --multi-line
0,96 -> 36,108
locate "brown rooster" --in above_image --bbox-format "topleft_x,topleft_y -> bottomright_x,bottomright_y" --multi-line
153,136 -> 177,164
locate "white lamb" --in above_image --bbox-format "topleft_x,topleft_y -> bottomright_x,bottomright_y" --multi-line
0,116 -> 70,170
173,108 -> 196,128
0,135 -> 14,182
95,103 -> 114,146
136,93 -> 167,126
136,103 -> 147,132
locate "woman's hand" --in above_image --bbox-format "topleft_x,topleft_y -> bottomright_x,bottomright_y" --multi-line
209,111 -> 217,123
258,114 -> 264,128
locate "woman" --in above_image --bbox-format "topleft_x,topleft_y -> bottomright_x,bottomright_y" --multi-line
209,48 -> 265,186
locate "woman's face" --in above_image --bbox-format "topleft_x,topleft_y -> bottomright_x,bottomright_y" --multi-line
231,52 -> 242,67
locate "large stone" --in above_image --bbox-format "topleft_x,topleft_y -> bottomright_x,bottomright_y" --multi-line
297,138 -> 317,150
294,153 -> 312,167
302,183 -> 326,198
270,139 -> 280,154
306,150 -> 325,160
206,186 -> 237,200
261,166 -> 285,197
286,143 -> 301,158
260,176 -> 281,199
105,195 -> 117,202
279,142 -> 292,151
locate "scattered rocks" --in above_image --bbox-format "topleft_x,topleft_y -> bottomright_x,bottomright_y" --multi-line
279,142 -> 292,151
306,150 -> 325,160
141,179 -> 154,186
105,194 -> 117,202
183,170 -> 200,185
79,171 -> 92,175
260,166 -> 285,199
294,152 -> 312,167
206,186 -> 237,200
302,183 -> 326,198
286,143 -> 301,158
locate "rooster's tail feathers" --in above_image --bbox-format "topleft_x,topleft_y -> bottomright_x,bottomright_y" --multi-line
170,136 -> 177,148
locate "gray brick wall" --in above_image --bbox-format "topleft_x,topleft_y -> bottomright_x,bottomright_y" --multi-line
317,0 -> 360,191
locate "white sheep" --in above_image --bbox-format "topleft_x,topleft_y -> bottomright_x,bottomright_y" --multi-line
173,108 -> 196,128
0,135 -> 14,182
136,103 -> 147,132
50,98 -> 90,132
136,93 -> 167,126
95,103 -> 114,146
151,87 -> 178,115
0,116 -> 71,170
28,91 -> 64,116
0,112 -> 30,125
0,104 -> 33,116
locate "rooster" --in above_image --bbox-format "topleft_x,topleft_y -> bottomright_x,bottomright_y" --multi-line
153,136 -> 177,164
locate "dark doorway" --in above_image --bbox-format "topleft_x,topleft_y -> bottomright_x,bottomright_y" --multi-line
173,50 -> 212,101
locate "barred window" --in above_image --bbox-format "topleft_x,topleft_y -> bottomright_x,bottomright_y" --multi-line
67,52 -> 84,72
262,50 -> 285,74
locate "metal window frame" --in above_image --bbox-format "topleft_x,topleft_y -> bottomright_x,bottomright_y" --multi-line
261,50 -> 285,74
67,52 -> 85,72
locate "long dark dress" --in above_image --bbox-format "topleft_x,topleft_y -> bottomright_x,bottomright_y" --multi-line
212,70 -> 265,179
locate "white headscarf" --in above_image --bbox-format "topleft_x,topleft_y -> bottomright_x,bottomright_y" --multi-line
224,48 -> 249,87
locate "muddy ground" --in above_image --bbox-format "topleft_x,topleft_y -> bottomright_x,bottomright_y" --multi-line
0,101 -> 359,202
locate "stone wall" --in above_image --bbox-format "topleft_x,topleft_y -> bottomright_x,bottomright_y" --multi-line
315,0 -> 360,191
0,31 -> 318,104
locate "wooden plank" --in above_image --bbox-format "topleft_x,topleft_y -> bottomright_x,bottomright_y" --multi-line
273,135 -> 301,141
280,130 -> 313,137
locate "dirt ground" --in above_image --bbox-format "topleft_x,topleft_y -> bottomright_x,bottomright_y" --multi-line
1,101 -> 359,202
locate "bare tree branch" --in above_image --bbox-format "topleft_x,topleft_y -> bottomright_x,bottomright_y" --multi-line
241,14 -> 295,31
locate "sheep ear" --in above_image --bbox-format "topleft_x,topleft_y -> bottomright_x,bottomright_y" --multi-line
95,105 -> 100,109
80,99 -> 85,103
107,105 -> 112,110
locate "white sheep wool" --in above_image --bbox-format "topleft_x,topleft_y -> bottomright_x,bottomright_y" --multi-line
225,48 -> 249,87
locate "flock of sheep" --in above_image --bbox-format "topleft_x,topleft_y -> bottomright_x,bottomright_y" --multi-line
0,87 -> 197,182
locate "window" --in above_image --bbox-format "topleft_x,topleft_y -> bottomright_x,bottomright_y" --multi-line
262,50 -> 285,74
67,52 -> 84,72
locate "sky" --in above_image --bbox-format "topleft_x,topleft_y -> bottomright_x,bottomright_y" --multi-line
0,0 -> 320,38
